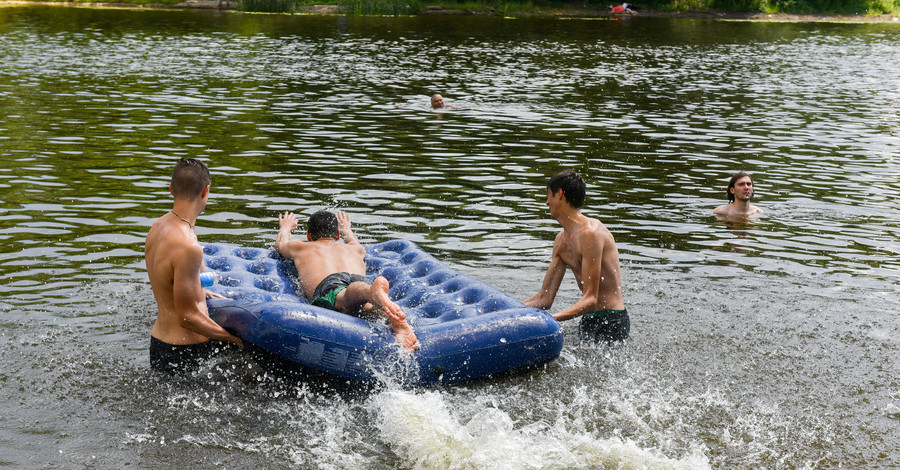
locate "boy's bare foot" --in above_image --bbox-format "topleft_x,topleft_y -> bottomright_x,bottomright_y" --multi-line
392,319 -> 420,352
370,276 -> 419,352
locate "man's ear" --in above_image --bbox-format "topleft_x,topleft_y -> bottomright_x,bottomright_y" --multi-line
169,183 -> 174,196
307,232 -> 312,241
201,184 -> 210,199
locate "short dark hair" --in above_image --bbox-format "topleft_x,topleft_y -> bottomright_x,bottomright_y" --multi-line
547,170 -> 586,209
726,171 -> 752,203
307,210 -> 339,240
170,158 -> 211,200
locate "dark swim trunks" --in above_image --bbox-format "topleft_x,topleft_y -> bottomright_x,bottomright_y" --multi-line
580,309 -> 630,343
150,336 -> 228,374
311,272 -> 369,311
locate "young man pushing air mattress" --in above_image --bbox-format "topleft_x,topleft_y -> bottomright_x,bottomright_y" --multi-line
146,158 -> 242,374
524,170 -> 630,343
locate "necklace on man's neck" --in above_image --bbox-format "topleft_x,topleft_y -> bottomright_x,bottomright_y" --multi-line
170,211 -> 194,230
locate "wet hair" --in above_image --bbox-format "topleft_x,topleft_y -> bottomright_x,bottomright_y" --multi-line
307,210 -> 339,240
547,169 -> 586,209
170,158 -> 211,200
726,171 -> 752,203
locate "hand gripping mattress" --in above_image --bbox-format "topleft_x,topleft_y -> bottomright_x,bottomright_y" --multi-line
203,239 -> 563,385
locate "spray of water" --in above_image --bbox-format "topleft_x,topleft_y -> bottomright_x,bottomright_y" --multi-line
371,387 -> 711,470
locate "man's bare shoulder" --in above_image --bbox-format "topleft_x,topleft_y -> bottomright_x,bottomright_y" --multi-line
167,239 -> 203,276
551,229 -> 566,248
713,204 -> 730,215
583,216 -> 614,240
336,240 -> 366,259
349,241 -> 366,258
175,236 -> 203,258
149,221 -> 201,261
278,238 -> 313,258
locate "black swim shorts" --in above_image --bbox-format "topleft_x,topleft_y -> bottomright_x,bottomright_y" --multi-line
150,336 -> 227,374
311,272 -> 369,311
580,309 -> 630,343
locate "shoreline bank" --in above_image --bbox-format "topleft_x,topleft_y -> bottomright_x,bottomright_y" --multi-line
2,0 -> 899,21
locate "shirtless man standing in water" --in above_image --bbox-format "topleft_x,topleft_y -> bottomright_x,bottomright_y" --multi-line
146,158 -> 242,373
275,210 -> 419,352
524,170 -> 630,343
713,171 -> 764,218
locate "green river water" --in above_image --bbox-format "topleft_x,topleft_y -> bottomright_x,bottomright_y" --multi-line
0,5 -> 898,468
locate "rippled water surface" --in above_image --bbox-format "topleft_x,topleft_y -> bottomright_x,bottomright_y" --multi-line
1,6 -> 898,469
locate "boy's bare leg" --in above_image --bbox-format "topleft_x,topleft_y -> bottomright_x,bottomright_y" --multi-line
339,278 -> 419,352
369,277 -> 419,352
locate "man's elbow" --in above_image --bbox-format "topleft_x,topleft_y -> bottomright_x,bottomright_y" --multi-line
178,312 -> 206,331
580,293 -> 599,309
274,240 -> 289,257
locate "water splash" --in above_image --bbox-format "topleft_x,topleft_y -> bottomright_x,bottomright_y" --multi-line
372,388 -> 710,470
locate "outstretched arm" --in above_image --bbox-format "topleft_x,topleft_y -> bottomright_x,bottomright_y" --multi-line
275,211 -> 302,258
523,238 -> 566,310
336,211 -> 367,259
336,211 -> 361,246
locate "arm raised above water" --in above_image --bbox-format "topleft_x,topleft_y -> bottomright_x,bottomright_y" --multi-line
275,211 -> 307,259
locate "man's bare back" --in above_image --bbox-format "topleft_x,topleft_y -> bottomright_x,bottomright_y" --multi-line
283,233 -> 367,300
146,215 -> 211,345
275,211 -> 418,352
147,215 -> 241,347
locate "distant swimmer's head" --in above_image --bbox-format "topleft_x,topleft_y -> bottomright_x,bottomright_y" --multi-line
170,158 -> 210,201
726,171 -> 754,203
307,210 -> 339,240
431,94 -> 446,109
547,169 -> 586,209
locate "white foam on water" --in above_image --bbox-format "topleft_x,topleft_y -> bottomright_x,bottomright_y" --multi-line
144,381 -> 379,469
371,388 -> 711,470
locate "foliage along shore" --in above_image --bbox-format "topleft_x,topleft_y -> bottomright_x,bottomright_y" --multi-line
1,0 -> 898,19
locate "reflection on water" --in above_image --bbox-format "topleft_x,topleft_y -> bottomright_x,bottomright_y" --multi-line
0,6 -> 898,469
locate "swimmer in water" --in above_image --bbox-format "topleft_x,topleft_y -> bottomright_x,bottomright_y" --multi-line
523,170 -> 630,343
431,94 -> 458,109
713,171 -> 764,219
275,210 -> 419,352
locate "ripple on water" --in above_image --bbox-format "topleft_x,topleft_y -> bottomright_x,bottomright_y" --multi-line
0,9 -> 899,469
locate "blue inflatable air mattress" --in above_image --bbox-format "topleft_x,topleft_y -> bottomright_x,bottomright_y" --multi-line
203,239 -> 563,385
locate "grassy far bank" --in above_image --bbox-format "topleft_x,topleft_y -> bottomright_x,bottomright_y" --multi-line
2,0 -> 899,17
